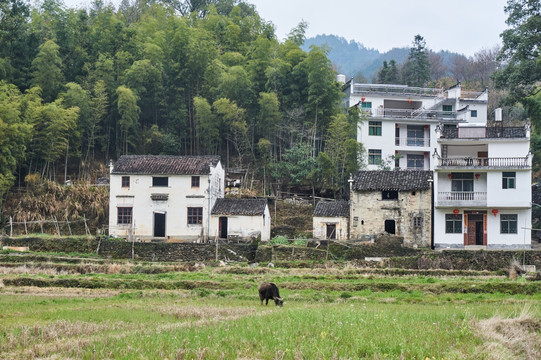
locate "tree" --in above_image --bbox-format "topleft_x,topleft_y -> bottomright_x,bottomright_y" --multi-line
0,82 -> 33,203
402,35 -> 430,87
194,96 -> 218,154
31,40 -> 64,102
493,0 -> 541,104
287,20 -> 308,47
116,86 -> 140,155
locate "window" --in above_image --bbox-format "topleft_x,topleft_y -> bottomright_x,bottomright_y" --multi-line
117,207 -> 132,224
502,172 -> 516,189
361,102 -> 372,109
501,214 -> 518,234
187,207 -> 203,224
191,176 -> 200,188
471,110 -> 478,118
407,125 -> 425,146
445,214 -> 462,233
152,177 -> 168,187
442,105 -> 453,113
413,217 -> 422,227
407,154 -> 424,169
121,176 -> 130,188
368,149 -> 381,165
451,173 -> 473,192
368,121 -> 382,136
382,190 -> 398,200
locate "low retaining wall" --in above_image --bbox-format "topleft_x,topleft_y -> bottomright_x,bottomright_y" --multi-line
1,236 -> 540,271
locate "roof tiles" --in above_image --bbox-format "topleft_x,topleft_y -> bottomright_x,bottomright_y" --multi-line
211,198 -> 268,216
112,155 -> 220,175
352,170 -> 432,191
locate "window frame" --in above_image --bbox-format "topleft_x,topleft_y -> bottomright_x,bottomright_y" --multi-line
121,176 -> 130,188
413,216 -> 422,228
451,173 -> 474,192
407,125 -> 425,146
502,172 -> 516,189
187,207 -> 203,225
368,121 -> 382,136
191,176 -> 200,188
117,207 -> 133,225
500,214 -> 518,234
471,110 -> 478,118
152,176 -> 169,187
407,154 -> 424,169
368,149 -> 382,165
445,214 -> 462,234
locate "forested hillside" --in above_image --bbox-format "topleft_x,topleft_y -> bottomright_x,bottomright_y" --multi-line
0,0 -> 363,210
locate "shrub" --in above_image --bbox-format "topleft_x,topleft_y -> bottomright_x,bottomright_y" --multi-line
270,236 -> 289,245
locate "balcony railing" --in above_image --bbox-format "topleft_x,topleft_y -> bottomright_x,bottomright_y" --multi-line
441,127 -> 527,139
352,84 -> 443,97
438,191 -> 487,202
361,107 -> 463,121
395,137 -> 430,147
438,157 -> 529,168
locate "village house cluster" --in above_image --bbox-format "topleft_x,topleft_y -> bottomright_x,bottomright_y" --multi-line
109,80 -> 532,250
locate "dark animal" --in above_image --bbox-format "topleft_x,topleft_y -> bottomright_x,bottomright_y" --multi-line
258,282 -> 283,306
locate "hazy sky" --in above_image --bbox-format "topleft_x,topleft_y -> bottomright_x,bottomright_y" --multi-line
62,0 -> 510,57
246,0 -> 509,56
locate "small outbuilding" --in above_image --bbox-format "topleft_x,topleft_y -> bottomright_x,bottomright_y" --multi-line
313,201 -> 350,240
210,198 -> 271,241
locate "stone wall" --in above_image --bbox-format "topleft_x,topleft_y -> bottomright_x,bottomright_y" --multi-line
1,237 -> 257,262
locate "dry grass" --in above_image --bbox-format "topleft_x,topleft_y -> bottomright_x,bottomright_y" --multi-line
0,286 -> 124,298
154,305 -> 258,321
474,305 -> 541,360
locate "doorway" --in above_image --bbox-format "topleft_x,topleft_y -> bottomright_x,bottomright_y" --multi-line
219,217 -> 228,239
385,219 -> 396,235
326,224 -> 336,239
465,212 -> 486,246
154,212 -> 166,237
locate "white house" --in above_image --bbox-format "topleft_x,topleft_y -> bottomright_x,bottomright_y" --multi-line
341,80 -> 487,170
109,155 -> 224,242
210,198 -> 271,241
433,123 -> 532,249
313,201 -> 350,240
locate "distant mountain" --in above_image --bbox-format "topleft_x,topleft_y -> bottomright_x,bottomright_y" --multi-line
302,34 -> 464,82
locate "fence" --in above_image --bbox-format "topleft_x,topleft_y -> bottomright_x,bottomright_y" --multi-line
4,216 -> 92,237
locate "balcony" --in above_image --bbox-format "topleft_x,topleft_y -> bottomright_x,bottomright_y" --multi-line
437,157 -> 530,169
395,137 -> 430,147
437,191 -> 487,207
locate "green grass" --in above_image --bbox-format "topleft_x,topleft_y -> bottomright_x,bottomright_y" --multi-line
1,256 -> 540,359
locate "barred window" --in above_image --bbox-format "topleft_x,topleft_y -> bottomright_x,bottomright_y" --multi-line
187,207 -> 203,224
413,217 -> 422,227
191,176 -> 200,188
501,214 -> 517,234
445,214 -> 462,234
117,207 -> 132,224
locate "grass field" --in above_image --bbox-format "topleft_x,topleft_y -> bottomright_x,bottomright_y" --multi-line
1,253 -> 540,359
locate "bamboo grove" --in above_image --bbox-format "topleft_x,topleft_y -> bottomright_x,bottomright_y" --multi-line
0,0 -> 362,204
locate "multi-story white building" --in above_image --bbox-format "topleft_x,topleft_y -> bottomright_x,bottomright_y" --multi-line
109,155 -> 224,241
433,123 -> 532,249
342,80 -> 487,170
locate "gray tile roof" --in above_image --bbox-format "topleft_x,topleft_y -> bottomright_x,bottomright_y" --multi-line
211,198 -> 268,216
112,155 -> 220,175
313,201 -> 349,217
352,170 -> 432,191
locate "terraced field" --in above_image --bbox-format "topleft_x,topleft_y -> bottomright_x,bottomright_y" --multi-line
1,251 -> 540,359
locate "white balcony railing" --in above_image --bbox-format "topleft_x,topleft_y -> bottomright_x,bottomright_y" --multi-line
395,137 -> 430,147
437,192 -> 487,206
438,157 -> 530,168
361,107 -> 464,121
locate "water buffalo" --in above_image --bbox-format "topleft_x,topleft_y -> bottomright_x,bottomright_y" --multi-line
258,282 -> 283,306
